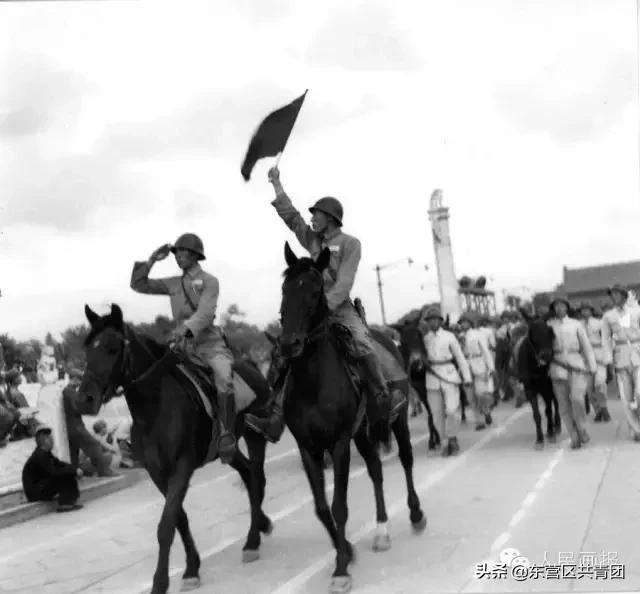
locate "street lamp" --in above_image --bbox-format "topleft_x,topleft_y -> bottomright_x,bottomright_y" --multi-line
373,257 -> 417,325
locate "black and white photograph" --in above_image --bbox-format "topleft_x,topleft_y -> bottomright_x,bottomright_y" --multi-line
1,1 -> 639,592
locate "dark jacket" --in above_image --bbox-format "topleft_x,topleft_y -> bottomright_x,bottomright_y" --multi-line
22,447 -> 76,501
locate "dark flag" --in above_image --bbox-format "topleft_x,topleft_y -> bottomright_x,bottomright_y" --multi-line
241,90 -> 307,181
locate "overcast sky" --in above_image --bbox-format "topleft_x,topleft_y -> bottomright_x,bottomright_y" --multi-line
1,0 -> 638,341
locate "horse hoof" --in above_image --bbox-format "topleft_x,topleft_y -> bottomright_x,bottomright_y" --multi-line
412,515 -> 427,533
329,575 -> 352,594
261,519 -> 274,536
534,441 -> 544,450
242,549 -> 260,563
180,577 -> 201,591
547,434 -> 556,444
372,533 -> 391,552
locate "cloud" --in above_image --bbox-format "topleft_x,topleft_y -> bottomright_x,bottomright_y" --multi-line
0,53 -> 93,139
494,49 -> 635,143
226,0 -> 294,23
305,3 -> 421,71
174,188 -> 214,220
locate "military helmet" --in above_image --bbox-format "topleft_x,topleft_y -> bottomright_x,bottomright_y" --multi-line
550,293 -> 571,311
170,233 -> 205,260
577,301 -> 595,314
421,306 -> 443,321
458,311 -> 478,327
309,197 -> 343,227
608,284 -> 629,299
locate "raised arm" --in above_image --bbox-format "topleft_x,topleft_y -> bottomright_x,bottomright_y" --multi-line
130,244 -> 174,295
268,166 -> 317,253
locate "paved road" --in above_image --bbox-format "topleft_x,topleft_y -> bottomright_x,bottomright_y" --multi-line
1,399 -> 638,594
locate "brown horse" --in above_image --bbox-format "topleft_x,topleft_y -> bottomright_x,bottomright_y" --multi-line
76,304 -> 273,594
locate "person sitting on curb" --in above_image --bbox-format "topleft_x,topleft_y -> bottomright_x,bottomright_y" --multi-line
92,419 -> 123,471
63,368 -> 118,477
22,424 -> 84,513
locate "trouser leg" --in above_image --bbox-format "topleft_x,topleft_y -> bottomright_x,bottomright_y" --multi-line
427,388 -> 445,442
569,372 -> 589,441
553,379 -> 578,444
209,349 -> 238,464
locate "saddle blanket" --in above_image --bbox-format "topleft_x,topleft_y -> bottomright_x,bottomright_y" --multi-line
176,364 -> 257,419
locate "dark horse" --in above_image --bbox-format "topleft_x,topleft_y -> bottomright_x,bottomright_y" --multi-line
515,309 -> 561,449
76,304 -> 273,594
279,242 -> 426,593
391,320 -> 441,450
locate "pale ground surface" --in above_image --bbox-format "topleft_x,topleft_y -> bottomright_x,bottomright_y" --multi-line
0,398 -> 638,594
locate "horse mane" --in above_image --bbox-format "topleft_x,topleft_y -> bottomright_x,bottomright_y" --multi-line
84,320 -> 167,360
369,328 -> 405,368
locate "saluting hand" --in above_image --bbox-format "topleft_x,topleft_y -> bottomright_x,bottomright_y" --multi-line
149,244 -> 172,264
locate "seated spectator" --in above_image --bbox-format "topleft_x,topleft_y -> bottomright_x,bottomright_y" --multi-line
92,419 -> 122,470
111,417 -> 139,468
22,424 -> 84,513
63,369 -> 117,477
6,370 -> 29,408
5,370 -> 38,440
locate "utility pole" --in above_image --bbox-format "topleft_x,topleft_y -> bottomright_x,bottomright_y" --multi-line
373,257 -> 414,326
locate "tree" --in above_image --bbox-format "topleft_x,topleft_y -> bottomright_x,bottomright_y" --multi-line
60,325 -> 90,369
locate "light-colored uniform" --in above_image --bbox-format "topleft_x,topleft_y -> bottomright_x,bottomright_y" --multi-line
547,316 -> 597,443
462,328 -> 495,423
130,261 -> 234,394
602,305 -> 640,433
581,316 -> 612,415
272,190 -> 404,381
424,328 -> 472,439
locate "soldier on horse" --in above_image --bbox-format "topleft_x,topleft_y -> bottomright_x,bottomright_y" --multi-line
130,233 -> 238,463
244,166 -> 405,442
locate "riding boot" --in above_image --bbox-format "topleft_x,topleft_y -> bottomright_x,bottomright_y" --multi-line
216,390 -> 237,464
360,352 -> 405,422
244,386 -> 287,443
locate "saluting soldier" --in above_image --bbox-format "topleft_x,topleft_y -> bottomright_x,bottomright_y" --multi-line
130,233 -> 238,464
244,166 -> 405,442
547,295 -> 597,449
459,312 -> 495,431
602,284 -> 640,440
578,301 -> 612,423
420,306 -> 472,456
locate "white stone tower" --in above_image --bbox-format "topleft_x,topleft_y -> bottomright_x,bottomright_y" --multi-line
428,189 -> 461,323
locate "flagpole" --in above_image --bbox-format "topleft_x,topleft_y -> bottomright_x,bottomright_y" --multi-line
275,89 -> 308,169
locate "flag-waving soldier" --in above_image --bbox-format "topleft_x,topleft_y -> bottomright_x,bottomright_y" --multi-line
244,166 -> 406,442
130,233 -> 238,464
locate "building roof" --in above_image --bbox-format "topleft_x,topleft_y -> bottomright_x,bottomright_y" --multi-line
563,260 -> 640,294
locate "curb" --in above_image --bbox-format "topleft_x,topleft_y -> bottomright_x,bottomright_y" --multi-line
0,468 -> 147,530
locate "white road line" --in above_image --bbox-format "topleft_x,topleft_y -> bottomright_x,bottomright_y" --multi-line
462,442 -> 566,593
270,408 -> 528,594
0,445 -> 299,565
131,431 -> 433,594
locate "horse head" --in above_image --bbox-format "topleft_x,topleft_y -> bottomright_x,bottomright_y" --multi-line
519,307 -> 554,367
77,303 -> 128,415
279,242 -> 331,359
390,319 -> 425,375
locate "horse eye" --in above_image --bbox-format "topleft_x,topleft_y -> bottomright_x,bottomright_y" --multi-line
93,340 -> 100,348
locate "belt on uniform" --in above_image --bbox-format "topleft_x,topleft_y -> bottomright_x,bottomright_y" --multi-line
428,359 -> 454,365
425,359 -> 460,385
551,358 -> 593,375
615,339 -> 640,345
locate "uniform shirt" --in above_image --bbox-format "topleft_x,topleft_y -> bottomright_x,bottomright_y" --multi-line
463,328 -> 495,377
272,191 -> 360,312
581,317 -> 612,367
602,306 -> 640,369
130,261 -> 220,343
547,316 -> 597,379
22,447 -> 76,501
423,328 -> 472,388
478,326 -> 497,352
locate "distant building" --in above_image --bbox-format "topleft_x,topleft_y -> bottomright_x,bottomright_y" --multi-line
534,259 -> 640,311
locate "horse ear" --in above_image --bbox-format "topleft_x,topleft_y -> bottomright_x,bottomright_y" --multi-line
85,305 -> 99,326
315,247 -> 331,273
264,331 -> 277,346
284,242 -> 298,268
110,304 -> 124,328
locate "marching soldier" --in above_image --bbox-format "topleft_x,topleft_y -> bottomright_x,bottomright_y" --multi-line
420,306 -> 472,456
459,312 -> 495,431
130,233 -> 238,464
602,284 -> 640,440
578,301 -> 612,423
244,166 -> 405,442
547,295 -> 597,449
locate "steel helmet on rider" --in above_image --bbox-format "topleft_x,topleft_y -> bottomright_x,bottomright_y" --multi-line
308,197 -> 343,227
170,233 -> 205,261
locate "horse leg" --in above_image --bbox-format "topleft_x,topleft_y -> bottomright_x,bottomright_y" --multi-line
228,444 -> 266,562
527,388 -> 544,449
330,436 -> 355,593
416,380 -> 439,449
391,413 -> 426,532
176,506 -> 201,591
244,430 -> 273,536
460,386 -> 468,424
353,429 -> 390,552
541,383 -> 556,442
151,463 -> 193,594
